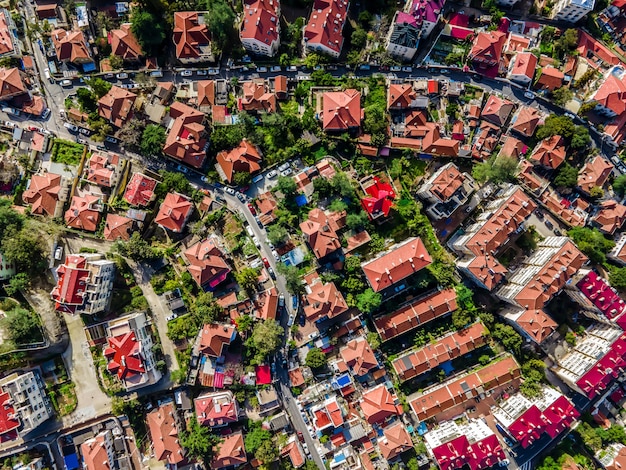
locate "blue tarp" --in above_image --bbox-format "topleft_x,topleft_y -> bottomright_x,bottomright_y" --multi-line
440,360 -> 454,375
82,62 -> 96,72
64,454 -> 79,470
295,194 -> 307,207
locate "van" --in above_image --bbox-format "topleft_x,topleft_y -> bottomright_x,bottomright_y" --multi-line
44,68 -> 51,82
246,225 -> 254,237
60,79 -> 72,87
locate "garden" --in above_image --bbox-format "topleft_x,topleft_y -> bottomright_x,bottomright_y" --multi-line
51,139 -> 85,166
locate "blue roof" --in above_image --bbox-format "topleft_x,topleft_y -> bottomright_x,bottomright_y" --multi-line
64,454 -> 79,470
295,194 -> 307,207
82,62 -> 96,72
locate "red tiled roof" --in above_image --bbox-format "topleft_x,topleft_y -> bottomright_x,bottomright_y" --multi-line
240,0 -> 280,50
322,89 -> 361,131
427,164 -> 466,202
388,84 -> 416,109
0,391 -> 19,435
516,309 -> 557,344
280,441 -> 305,468
594,74 -> 626,116
465,255 -> 507,290
197,80 -> 215,108
194,392 -> 239,427
51,255 -> 89,310
163,101 -> 207,168
578,156 -> 614,194
173,12 -> 211,60
23,172 -> 61,216
360,176 -> 396,218
98,86 -> 136,128
212,432 -> 247,469
304,281 -> 347,322
511,106 -> 541,137
103,214 -> 133,241
198,324 -> 236,357
104,332 -> 145,381
241,80 -> 277,112
184,238 -> 230,288
536,66 -> 564,91
216,139 -> 262,183
362,237 -> 432,292
110,23 -> 142,61
288,368 -> 305,387
379,422 -> 413,460
576,334 -> 626,399
577,31 -> 621,67
340,337 -> 378,376
360,385 -> 401,424
254,287 -> 279,321
51,28 -> 90,62
510,52 -> 537,80
0,68 -> 25,100
64,194 -> 101,232
84,153 -> 118,187
124,173 -> 157,207
81,434 -> 112,470
593,200 -> 626,234
530,135 -> 565,169
481,95 -> 514,127
469,31 -> 506,66
147,403 -> 185,465
155,193 -> 193,233
303,0 -> 348,55
375,289 -> 457,342
300,208 -> 345,259
539,189 -> 587,227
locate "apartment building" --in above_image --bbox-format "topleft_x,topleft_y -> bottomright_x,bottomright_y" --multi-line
303,0 -> 349,58
0,371 -> 52,437
240,0 -> 281,57
552,0 -> 595,22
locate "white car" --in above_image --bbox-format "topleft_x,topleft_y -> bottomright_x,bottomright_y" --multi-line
390,66 -> 401,72
41,108 -> 51,119
271,249 -> 279,260
267,170 -> 278,178
225,187 -> 236,195
208,68 -> 220,75
287,66 -> 298,72
258,66 -> 268,72
180,70 -> 193,77
60,79 -> 72,87
166,313 -> 178,322
116,72 -> 128,79
196,69 -> 208,76
281,168 -> 293,177
524,91 -> 535,100
564,112 -> 576,120
271,66 -> 281,72
64,122 -> 79,132
278,162 -> 291,172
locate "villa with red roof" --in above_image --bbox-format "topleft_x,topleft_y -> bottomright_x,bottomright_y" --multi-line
0,11 -> 20,60
311,397 -> 344,431
194,391 -> 239,427
240,0 -> 280,57
360,384 -> 402,424
0,371 -> 52,438
361,237 -> 432,293
492,387 -> 579,448
103,214 -> 134,241
536,66 -> 564,91
183,237 -> 231,289
425,418 -> 507,470
300,208 -> 345,259
124,173 -> 157,207
418,163 -> 475,220
51,253 -> 115,315
254,287 -> 279,321
147,402 -> 185,466
510,106 -> 542,137
83,153 -> 120,187
591,72 -> 626,118
530,135 -> 566,170
109,23 -> 142,62
23,171 -> 64,217
379,422 -> 413,461
98,86 -> 136,128
481,95 -> 514,127
211,431 -> 247,469
468,31 -> 506,74
281,440 -> 305,468
339,337 -> 379,377
155,193 -> 193,233
64,192 -> 102,232
374,288 -> 457,342
321,89 -> 362,132
198,324 -> 237,358
593,200 -> 626,234
173,12 -> 213,63
578,155 -> 614,195
360,175 -> 396,221
216,139 -> 262,183
387,83 -> 417,109
303,0 -> 349,58
240,80 -> 277,112
51,28 -> 91,64
303,279 -> 348,322
81,431 -> 115,470
0,68 -> 25,101
163,101 -> 208,168
507,52 -> 537,85
104,312 -> 161,390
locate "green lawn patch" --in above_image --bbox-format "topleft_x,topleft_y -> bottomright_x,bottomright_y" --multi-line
51,139 -> 84,166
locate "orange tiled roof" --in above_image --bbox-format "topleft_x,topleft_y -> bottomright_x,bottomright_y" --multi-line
0,68 -> 24,99
304,281 -> 348,322
322,89 -> 361,131
199,324 -> 236,357
427,164 -> 466,202
593,200 -> 626,234
240,0 -> 280,50
51,28 -> 90,62
578,156 -> 614,194
469,31 -> 506,65
340,337 -> 378,376
593,74 -> 626,116
147,403 -> 184,464
379,423 -> 413,460
303,0 -> 348,55
197,80 -> 215,108
163,101 -> 207,168
103,214 -> 133,241
211,431 -> 247,469
216,139 -> 262,183
511,106 -> 541,137
361,385 -> 401,424
110,23 -> 142,61
465,255 -> 507,290
388,83 -> 416,109
536,66 -> 564,91
481,95 -> 514,126
64,194 -> 101,232
23,172 -> 61,216
184,238 -> 230,288
241,80 -> 277,112
173,12 -> 211,60
510,52 -> 537,80
98,86 -> 136,128
155,193 -> 193,233
530,135 -> 565,169
300,208 -> 345,259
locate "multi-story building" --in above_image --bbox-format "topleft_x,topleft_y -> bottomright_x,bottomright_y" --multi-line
552,0 -> 595,22
385,12 -> 421,61
51,253 -> 115,315
566,270 -> 626,325
81,431 -> 115,470
104,311 -> 162,391
240,0 -> 281,57
0,9 -> 21,59
303,0 -> 349,58
418,163 -> 475,220
0,371 -> 52,438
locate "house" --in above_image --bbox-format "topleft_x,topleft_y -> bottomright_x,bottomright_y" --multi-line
481,95 -> 514,127
507,52 -> 537,85
64,193 -> 102,232
510,106 -> 542,137
387,83 -> 417,110
311,397 -> 344,431
104,312 -> 161,390
536,66 -> 564,91
379,422 -> 413,461
163,101 -> 208,168
51,28 -> 91,63
241,80 -> 277,112
216,139 -> 262,183
274,75 -> 288,99
303,0 -> 349,58
609,232 -> 626,265
360,175 -> 396,221
103,214 -> 133,241
83,153 -> 120,187
590,72 -> 626,118
240,0 -> 281,57
23,171 -> 63,217
518,160 -> 549,194
81,431 -> 115,470
183,237 -> 230,289
0,371 -> 52,437
530,135 -> 565,170
361,237 -> 432,293
196,80 -> 215,113
499,135 -> 527,160
0,68 -> 25,101
339,337 -> 378,377
147,402 -> 185,466
303,280 -> 348,322
255,191 -> 278,225
578,156 -> 614,195
0,9 -> 20,59
124,173 -> 157,207
492,387 -> 579,448
385,12 -> 421,62
597,443 -> 626,470
375,288 -> 458,341
300,208 -> 345,259
409,356 -> 521,421
392,322 -> 487,382
195,390 -> 239,427
254,287 -> 279,320
173,12 -> 213,63
360,384 -> 401,424
552,0 -> 595,22
281,440 -> 305,468
322,89 -> 362,132
98,86 -> 136,128
211,431 -> 247,469
198,324 -> 237,357
109,23 -> 142,61
425,419 -> 506,470
418,163 -> 475,220
155,193 -> 193,233
256,387 -> 281,415
593,200 -> 626,234
51,253 -> 115,314
468,31 -> 506,69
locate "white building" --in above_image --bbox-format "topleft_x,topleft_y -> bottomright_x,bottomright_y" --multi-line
609,233 -> 626,266
303,0 -> 349,58
240,0 -> 281,57
81,431 -> 116,470
385,11 -> 421,62
0,371 -> 52,437
552,0 -> 595,22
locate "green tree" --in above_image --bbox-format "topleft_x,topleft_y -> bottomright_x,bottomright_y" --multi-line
2,230 -> 46,276
366,332 -> 381,350
130,10 -> 164,56
114,232 -> 158,261
236,267 -> 260,296
536,114 -> 575,141
3,273 -> 30,296
108,54 -> 123,70
203,0 -> 235,52
330,173 -> 356,199
472,155 -> 518,184
571,125 -> 591,150
305,347 -> 327,369
85,77 -> 112,98
610,266 -> 626,292
235,314 -> 253,333
193,292 -> 222,324
491,323 -> 523,355
3,307 -> 40,345
249,319 -> 283,362
589,186 -> 604,198
245,423 -> 272,454
356,288 -> 382,314
267,225 -> 288,246
276,263 -> 304,295
233,171 -> 251,187
255,439 -> 278,464
140,124 -> 166,156
568,227 -> 615,264
576,422 -> 603,451
452,309 -> 473,330
351,28 -> 367,49
115,119 -> 145,152
155,171 -> 193,199
551,87 -> 573,106
346,211 -> 369,231
275,175 -> 297,196
614,174 -> 626,197
553,162 -> 578,188
179,415 -> 222,463
76,88 -> 97,113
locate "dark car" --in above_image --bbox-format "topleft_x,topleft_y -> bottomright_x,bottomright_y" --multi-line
268,266 -> 276,280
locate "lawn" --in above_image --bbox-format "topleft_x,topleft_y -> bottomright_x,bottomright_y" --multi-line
51,139 -> 84,166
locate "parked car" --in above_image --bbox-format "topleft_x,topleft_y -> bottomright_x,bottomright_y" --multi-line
64,122 -> 79,132
270,66 -> 281,72
96,145 -> 107,151
116,72 -> 128,79
196,69 -> 208,76
252,174 -> 264,183
255,216 -> 263,228
225,187 -> 236,195
180,70 -> 193,77
267,169 -> 278,178
262,257 -> 270,268
236,192 -> 246,202
278,162 -> 291,172
76,138 -> 88,144
268,267 -> 276,280
390,66 -> 401,72
498,460 -> 510,467
60,79 -> 72,87
104,136 -> 118,144
41,108 -> 51,120
545,220 -> 554,230
54,246 -> 63,260
247,203 -> 257,215
258,66 -> 268,72
524,91 -> 536,100
272,249 -> 279,260
287,66 -> 298,72
176,164 -> 189,174
402,66 -> 412,72
280,168 -> 292,177
208,68 -> 220,75
104,73 -> 115,79
166,313 -> 178,322
79,127 -> 90,135
564,112 -> 576,120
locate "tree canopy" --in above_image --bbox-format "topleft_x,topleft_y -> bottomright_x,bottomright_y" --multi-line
155,171 -> 193,200
356,288 -> 382,315
179,415 -> 222,464
553,162 -> 578,189
276,263 -> 304,295
130,10 -> 165,56
198,0 -> 235,52
472,155 -> 519,184
3,307 -> 41,345
568,227 -> 615,264
305,347 -> 327,369
114,232 -> 159,261
235,267 -> 259,297
248,319 -> 283,363
141,124 -> 166,157
614,174 -> 626,197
